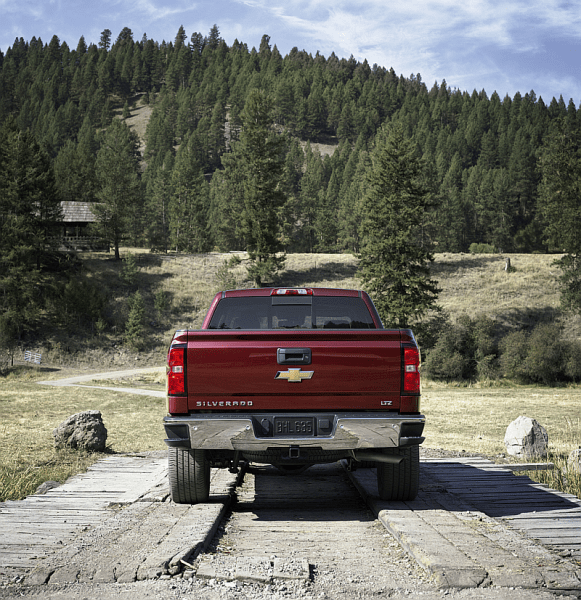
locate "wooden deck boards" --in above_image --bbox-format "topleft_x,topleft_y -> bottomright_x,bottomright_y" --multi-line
0,454 -> 168,575
1,453 -> 580,583
422,457 -> 581,557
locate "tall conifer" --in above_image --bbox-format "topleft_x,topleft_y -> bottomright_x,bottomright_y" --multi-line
222,89 -> 286,286
358,124 -> 439,327
93,119 -> 142,259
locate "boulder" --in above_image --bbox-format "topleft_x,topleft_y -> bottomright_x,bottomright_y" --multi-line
568,448 -> 581,474
53,410 -> 107,452
35,481 -> 60,495
504,416 -> 548,458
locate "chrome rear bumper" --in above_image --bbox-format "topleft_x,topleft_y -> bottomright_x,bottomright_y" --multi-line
163,412 -> 425,451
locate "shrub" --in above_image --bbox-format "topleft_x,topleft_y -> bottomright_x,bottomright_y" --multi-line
563,339 -> 581,381
423,314 -> 498,381
499,330 -> 530,382
525,324 -> 563,384
472,314 -> 498,379
499,323 -> 565,384
469,243 -> 496,254
423,316 -> 474,380
125,290 -> 145,349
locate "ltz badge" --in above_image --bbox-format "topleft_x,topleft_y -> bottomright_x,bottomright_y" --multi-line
275,368 -> 314,382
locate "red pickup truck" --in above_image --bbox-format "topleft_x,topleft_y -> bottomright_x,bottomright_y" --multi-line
164,287 -> 425,504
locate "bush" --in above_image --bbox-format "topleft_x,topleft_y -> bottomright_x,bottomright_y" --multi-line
499,330 -> 530,382
422,314 -> 498,381
423,317 -> 473,380
525,324 -> 563,384
499,323 -> 568,385
469,243 -> 496,254
563,339 -> 581,381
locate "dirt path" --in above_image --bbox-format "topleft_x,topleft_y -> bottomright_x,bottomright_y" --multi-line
37,367 -> 166,397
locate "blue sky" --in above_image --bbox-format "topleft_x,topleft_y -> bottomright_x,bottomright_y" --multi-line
2,0 -> 581,104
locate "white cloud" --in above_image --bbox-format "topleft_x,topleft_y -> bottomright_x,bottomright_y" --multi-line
229,0 -> 581,98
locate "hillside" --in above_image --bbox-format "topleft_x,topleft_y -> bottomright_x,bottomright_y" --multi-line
19,250 -> 574,374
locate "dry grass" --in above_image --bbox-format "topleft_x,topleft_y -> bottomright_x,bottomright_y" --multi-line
422,381 -> 581,456
432,253 -> 564,331
0,377 -> 166,501
422,381 -> 581,498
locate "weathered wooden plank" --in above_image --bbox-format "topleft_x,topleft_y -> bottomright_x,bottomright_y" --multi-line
1,535 -> 74,546
425,460 -> 556,472
0,509 -> 105,519
529,535 -> 581,544
426,473 -> 527,481
505,508 -> 581,518
526,526 -> 581,534
508,517 -> 581,531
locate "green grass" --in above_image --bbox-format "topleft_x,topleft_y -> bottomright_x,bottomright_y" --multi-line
2,249 -> 580,502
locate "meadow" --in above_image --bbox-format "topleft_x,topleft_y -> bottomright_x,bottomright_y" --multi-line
1,250 -> 580,501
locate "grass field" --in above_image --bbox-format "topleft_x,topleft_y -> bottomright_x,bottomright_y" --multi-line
1,250 -> 580,502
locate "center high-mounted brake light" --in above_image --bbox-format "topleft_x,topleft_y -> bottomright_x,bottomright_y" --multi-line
167,345 -> 186,395
271,288 -> 313,296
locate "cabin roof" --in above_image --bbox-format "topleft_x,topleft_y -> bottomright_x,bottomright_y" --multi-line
60,202 -> 99,223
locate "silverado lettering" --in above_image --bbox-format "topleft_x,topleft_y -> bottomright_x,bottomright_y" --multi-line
164,287 -> 425,504
196,401 -> 254,407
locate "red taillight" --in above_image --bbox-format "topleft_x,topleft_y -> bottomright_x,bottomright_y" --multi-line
403,344 -> 420,394
167,346 -> 186,395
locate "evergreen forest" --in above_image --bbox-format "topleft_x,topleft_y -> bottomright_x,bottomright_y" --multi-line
2,24 -> 579,256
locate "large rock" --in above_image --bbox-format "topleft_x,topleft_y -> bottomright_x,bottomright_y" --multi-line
53,410 -> 107,452
504,416 -> 548,458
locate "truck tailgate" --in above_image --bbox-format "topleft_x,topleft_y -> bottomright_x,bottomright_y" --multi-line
182,330 -> 404,411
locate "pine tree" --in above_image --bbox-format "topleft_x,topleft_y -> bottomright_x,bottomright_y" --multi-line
358,124 -> 440,327
145,152 -> 173,252
99,29 -> 112,52
169,134 -> 210,252
93,119 -> 142,260
125,290 -> 145,349
539,124 -> 581,311
0,121 -> 63,348
221,89 -> 286,286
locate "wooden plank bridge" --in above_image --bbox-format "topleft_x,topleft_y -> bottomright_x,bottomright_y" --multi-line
421,456 -> 581,558
1,454 -> 580,588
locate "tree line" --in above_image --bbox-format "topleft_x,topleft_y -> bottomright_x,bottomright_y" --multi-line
1,24 -> 580,256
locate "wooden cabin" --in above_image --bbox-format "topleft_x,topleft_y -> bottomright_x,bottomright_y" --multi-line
59,202 -> 108,251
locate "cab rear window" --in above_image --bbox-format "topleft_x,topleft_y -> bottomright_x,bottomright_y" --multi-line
208,297 -> 376,330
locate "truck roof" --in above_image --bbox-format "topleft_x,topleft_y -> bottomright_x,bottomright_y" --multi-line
221,288 -> 362,298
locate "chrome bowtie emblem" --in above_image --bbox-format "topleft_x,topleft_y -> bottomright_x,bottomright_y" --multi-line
275,368 -> 314,382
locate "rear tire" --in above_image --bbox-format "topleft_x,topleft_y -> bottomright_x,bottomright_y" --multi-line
168,447 -> 210,504
377,446 -> 419,501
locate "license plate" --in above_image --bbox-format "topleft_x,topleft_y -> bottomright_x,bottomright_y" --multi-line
273,417 -> 315,437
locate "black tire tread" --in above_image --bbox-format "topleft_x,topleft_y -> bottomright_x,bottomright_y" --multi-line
377,445 -> 420,501
168,447 -> 210,504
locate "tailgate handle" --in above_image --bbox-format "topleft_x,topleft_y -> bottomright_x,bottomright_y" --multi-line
277,348 -> 312,365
